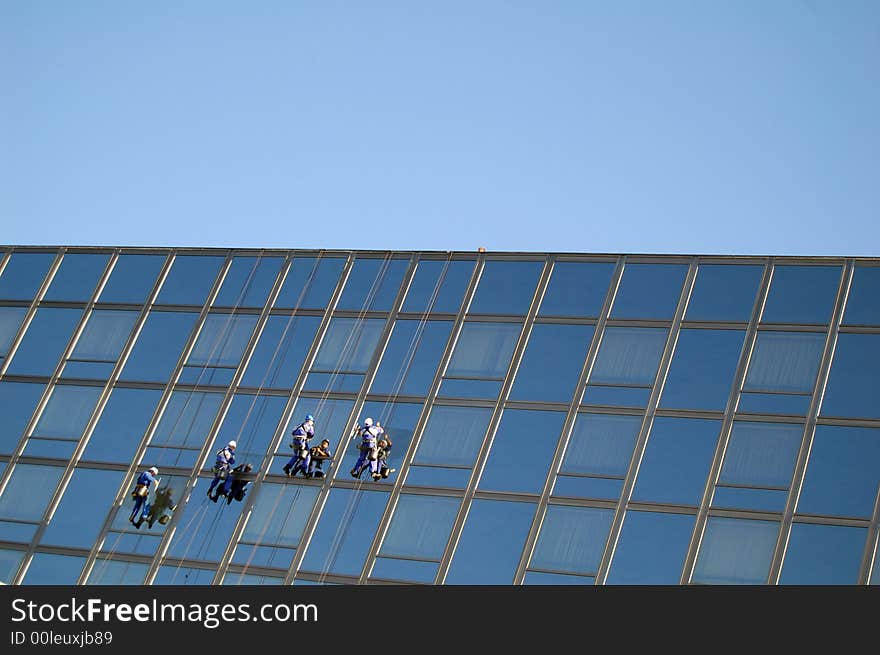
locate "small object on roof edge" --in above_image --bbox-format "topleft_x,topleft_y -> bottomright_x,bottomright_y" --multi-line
478,247 -> 486,253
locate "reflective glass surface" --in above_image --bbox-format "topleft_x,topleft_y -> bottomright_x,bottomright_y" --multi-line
119,311 -> 198,383
98,254 -> 166,304
762,265 -> 841,324
82,387 -> 162,463
509,324 -> 594,403
370,320 -> 452,397
4,307 -> 82,377
0,381 -> 45,455
661,329 -> 744,411
611,263 -> 687,320
156,255 -> 225,306
686,264 -> 763,322
0,252 -> 55,301
240,315 -> 320,389
402,259 -> 475,315
336,257 -> 408,312
779,523 -> 866,585
822,334 -> 880,419
0,306 -> 26,357
469,260 -> 542,315
692,517 -> 779,585
844,265 -> 880,325
43,253 -> 109,302
41,468 -> 125,549
213,256 -> 283,307
539,261 -> 614,317
275,256 -> 346,309
530,505 -> 613,575
607,511 -> 696,584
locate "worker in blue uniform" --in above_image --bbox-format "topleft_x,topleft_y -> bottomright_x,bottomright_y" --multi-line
130,466 -> 159,524
351,417 -> 383,479
208,440 -> 236,500
283,415 -> 315,477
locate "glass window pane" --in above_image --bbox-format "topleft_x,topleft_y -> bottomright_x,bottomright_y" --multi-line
188,314 -> 258,368
446,499 -> 535,584
551,476 -> 623,500
208,394 -> 286,466
98,254 -> 166,304
844,266 -> 880,326
275,256 -> 346,309
523,571 -> 593,585
469,260 -> 542,315
0,548 -> 24,584
147,391 -> 223,469
692,517 -> 779,584
530,505 -> 613,575
223,572 -> 282,585
611,263 -> 687,320
412,406 -> 492,468
213,256 -> 283,307
581,385 -> 651,408
43,253 -> 110,302
780,523 -> 866,585
607,511 -> 696,584
561,413 -> 642,478
241,315 -> 320,389
41,468 -> 125,549
380,495 -> 460,560
370,320 -> 452,396
510,324 -> 594,403
822,334 -> 880,419
743,331 -> 824,394
718,422 -> 802,488
0,252 -> 55,301
402,259 -> 475,314
370,557 -> 438,583
33,384 -> 102,438
22,553 -> 86,584
446,322 -> 520,379
239,483 -> 319,548
686,264 -> 763,322
300,488 -> 389,577
798,426 -> 880,518
632,418 -> 720,506
156,255 -> 224,306
87,559 -> 148,585
762,265 -> 841,324
539,261 -> 614,318
0,464 -> 63,523
336,258 -> 409,312
480,410 -> 566,494
82,388 -> 162,463
5,307 -> 82,377
589,327 -> 667,386
0,306 -> 27,356
153,566 -> 216,585
70,310 -> 138,362
0,381 -> 44,455
166,479 -> 245,562
120,311 -> 199,383
311,318 -> 384,373
661,329 -> 744,411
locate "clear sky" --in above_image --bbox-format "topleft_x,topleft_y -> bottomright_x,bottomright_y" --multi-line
1,1 -> 878,255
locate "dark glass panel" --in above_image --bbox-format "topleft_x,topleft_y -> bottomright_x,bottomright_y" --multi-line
692,517 -> 779,585
402,259 -> 475,315
0,252 -> 55,301
469,260 -> 543,316
509,324 -> 593,403
43,253 -> 109,302
5,308 -> 82,377
240,315 -> 320,389
844,266 -> 880,325
156,255 -> 225,306
275,256 -> 346,309
779,523 -> 866,585
213,256 -> 283,308
539,261 -> 614,318
98,254 -> 166,304
762,265 -> 841,324
82,388 -> 162,463
607,511 -> 696,584
336,258 -> 408,312
822,334 -> 880,419
119,311 -> 198,383
686,264 -> 763,322
610,263 -> 687,320
0,381 -> 44,455
370,320 -> 452,397
661,329 -> 744,411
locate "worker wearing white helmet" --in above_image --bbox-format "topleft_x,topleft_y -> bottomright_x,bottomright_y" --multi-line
351,417 -> 384,478
130,465 -> 160,524
208,439 -> 237,500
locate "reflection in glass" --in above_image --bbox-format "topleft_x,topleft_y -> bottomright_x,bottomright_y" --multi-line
240,315 -> 320,389
530,505 -> 613,575
180,314 -> 259,385
4,308 -> 82,377
275,256 -> 346,309
380,494 -> 460,560
370,320 -> 452,397
762,265 -> 840,325
22,553 -> 86,585
87,559 -> 149,585
98,254 -> 166,304
0,381 -> 45,455
213,256 -> 284,307
779,523 -> 866,585
607,511 -> 695,584
156,255 -> 225,306
539,261 -> 614,318
402,260 -> 475,315
822,334 -> 880,419
844,266 -> 880,326
661,329 -> 744,411
82,388 -> 162,463
120,311 -> 198,383
509,324 -> 593,403
43,253 -> 110,302
336,258 -> 408,312
692,517 -> 778,584
0,307 -> 26,358
469,261 -> 543,315
0,252 -> 55,301
686,264 -> 762,322
611,263 -> 687,320
0,464 -> 63,523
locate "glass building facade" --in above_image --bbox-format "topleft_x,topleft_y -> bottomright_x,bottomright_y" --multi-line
0,246 -> 878,586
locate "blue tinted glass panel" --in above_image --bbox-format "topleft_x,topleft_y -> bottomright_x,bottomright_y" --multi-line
380,495 -> 460,560
607,511 -> 696,584
370,320 -> 452,396
339,401 -> 421,482
82,388 -> 162,463
223,573 -> 282,585
561,413 -> 642,478
510,324 -> 593,403
300,488 -> 388,576
437,379 -> 502,400
822,334 -> 880,419
209,394 -> 286,465
0,464 -> 62,523
551,476 -> 623,500
238,483 -> 318,547
153,566 -> 215,585
167,479 -> 244,561
272,398 -> 354,473
0,549 -> 24,584
403,466 -> 472,489
87,559 -> 148,585
275,257 -> 346,309
531,505 -> 613,575
590,327 -> 667,386
149,391 -> 223,468
33,385 -> 101,438
780,523 -> 866,585
611,263 -> 687,320
22,553 -> 86,585
762,265 -> 841,324
480,410 -> 565,494
0,382 -> 44,455
5,307 -> 82,377
98,254 -> 166,304
70,310 -> 138,362
120,311 -> 198,383
370,558 -> 438,583
311,318 -> 384,373
469,260 -> 542,315
686,264 -> 763,322
402,259 -> 475,314
744,331 -> 824,393
413,406 -> 492,468
523,571 -> 593,585
692,517 -> 778,584
187,314 -> 258,368
719,422 -> 802,488
446,499 -> 535,584
0,252 -> 55,301
798,426 -> 880,518
661,329 -> 744,410
737,392 -> 811,416
336,258 -> 409,312
156,255 -> 224,305
581,386 -> 651,407
302,372 -> 363,394
41,468 -> 124,549
213,256 -> 283,307
241,315 -> 320,389
446,322 -> 520,378
0,306 -> 26,356
632,418 -> 720,506
844,266 -> 880,325
43,253 -> 109,302
539,261 -> 614,317
711,487 -> 788,513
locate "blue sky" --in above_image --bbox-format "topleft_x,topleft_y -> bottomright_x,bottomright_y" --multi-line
1,1 -> 878,255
